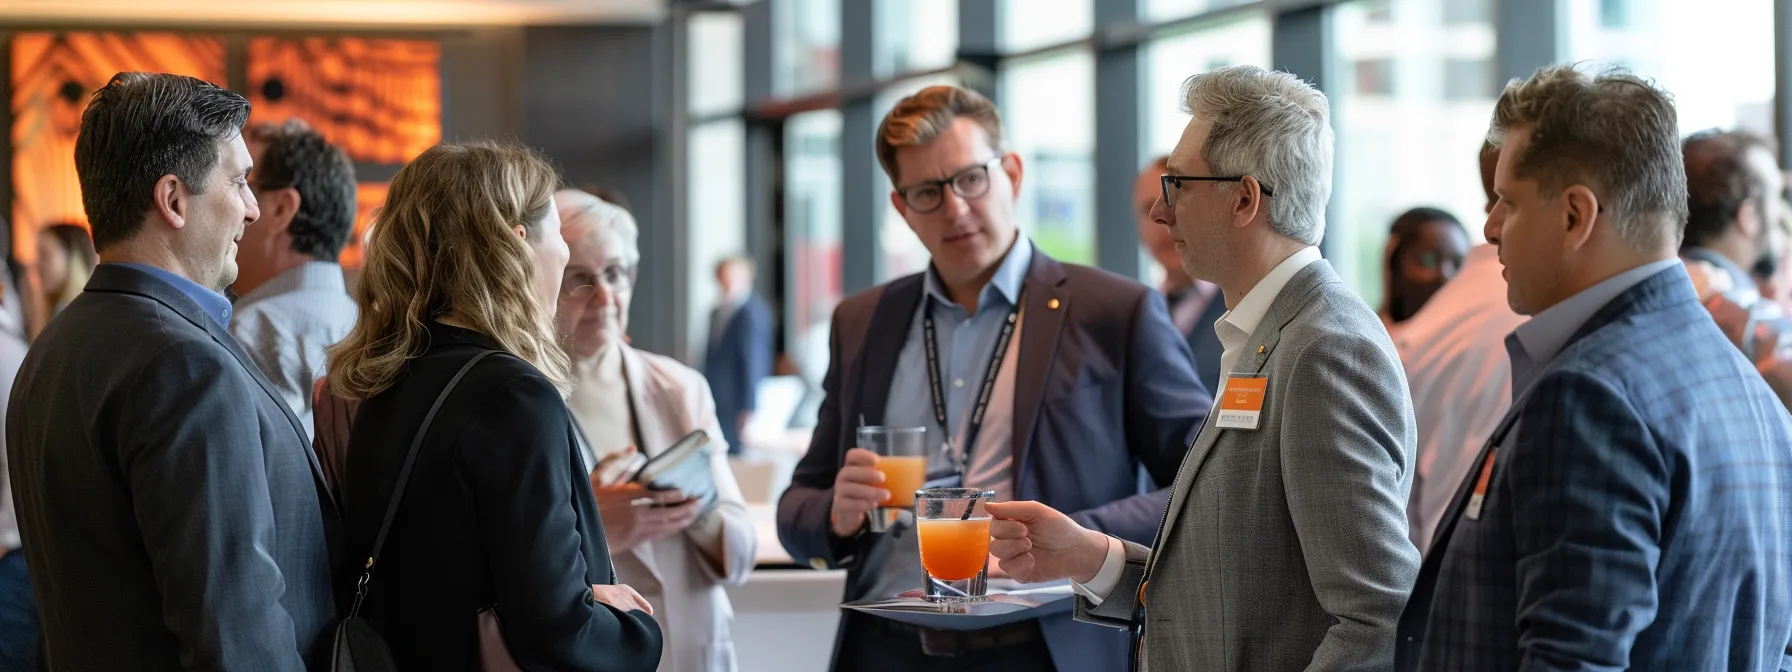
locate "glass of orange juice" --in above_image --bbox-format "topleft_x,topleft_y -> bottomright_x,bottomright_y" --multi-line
915,488 -> 996,603
858,426 -> 928,533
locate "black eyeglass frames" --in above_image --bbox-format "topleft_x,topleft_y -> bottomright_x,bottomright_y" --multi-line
1160,174 -> 1276,210
896,157 -> 1005,214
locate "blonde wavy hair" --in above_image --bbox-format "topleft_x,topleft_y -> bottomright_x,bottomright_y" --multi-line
327,141 -> 571,399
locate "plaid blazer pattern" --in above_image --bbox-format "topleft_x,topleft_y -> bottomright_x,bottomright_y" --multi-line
1397,265 -> 1792,672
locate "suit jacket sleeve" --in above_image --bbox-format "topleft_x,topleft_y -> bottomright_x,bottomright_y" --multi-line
1279,332 -> 1420,671
682,374 -> 757,585
1508,370 -> 1666,671
113,339 -> 308,672
1066,289 -> 1210,544
1075,540 -> 1153,629
777,316 -> 853,568
465,374 -> 662,672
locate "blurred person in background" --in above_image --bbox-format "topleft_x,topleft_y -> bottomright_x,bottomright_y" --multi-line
0,307 -> 31,669
701,255 -> 773,455
1135,155 -> 1226,392
1394,142 -> 1525,554
30,222 -> 95,338
229,120 -> 358,440
332,142 -> 661,671
1679,129 -> 1791,360
556,189 -> 755,672
1379,207 -> 1470,330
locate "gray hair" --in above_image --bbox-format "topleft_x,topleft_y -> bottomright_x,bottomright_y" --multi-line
555,188 -> 641,267
1180,65 -> 1334,245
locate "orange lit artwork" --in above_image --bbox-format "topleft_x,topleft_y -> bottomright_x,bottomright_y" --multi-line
10,32 -> 226,264
339,182 -> 389,270
246,37 -> 441,165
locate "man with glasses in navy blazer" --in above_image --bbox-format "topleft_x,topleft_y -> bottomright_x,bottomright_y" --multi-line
776,85 -> 1210,671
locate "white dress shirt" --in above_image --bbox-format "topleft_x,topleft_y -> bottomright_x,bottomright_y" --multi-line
1074,245 -> 1323,604
1393,244 -> 1525,553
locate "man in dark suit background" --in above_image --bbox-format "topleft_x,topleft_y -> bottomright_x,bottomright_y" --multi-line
702,255 -> 773,454
1134,155 -> 1225,392
1398,64 -> 1792,671
776,85 -> 1210,671
7,72 -> 337,671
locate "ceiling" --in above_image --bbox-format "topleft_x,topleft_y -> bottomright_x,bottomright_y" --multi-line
0,0 -> 669,27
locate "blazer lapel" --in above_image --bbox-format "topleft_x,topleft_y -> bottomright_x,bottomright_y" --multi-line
1153,261 -> 1333,564
852,275 -> 925,433
620,347 -> 679,457
1010,251 -> 1069,478
87,265 -> 336,513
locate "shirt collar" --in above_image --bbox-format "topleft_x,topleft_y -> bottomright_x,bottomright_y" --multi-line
1217,246 -> 1323,338
109,262 -> 233,328
1504,257 -> 1682,396
923,234 -> 1034,311
236,261 -> 346,306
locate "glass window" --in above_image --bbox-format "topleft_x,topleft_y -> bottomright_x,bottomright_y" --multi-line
688,120 -> 748,360
688,11 -> 744,116
1144,13 -> 1273,155
876,75 -> 963,281
1145,0 -> 1254,22
1002,50 -> 1096,264
773,0 -> 841,97
1331,0 -> 1497,309
1002,0 -> 1092,52
1567,0 -> 1776,136
784,110 -> 844,391
877,0 -> 959,76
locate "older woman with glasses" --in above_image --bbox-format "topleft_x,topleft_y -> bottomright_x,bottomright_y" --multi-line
554,189 -> 755,672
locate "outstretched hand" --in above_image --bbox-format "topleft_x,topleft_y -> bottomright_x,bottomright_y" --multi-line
986,500 -> 1110,585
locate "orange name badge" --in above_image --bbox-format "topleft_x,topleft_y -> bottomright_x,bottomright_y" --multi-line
1465,449 -> 1497,521
1215,375 -> 1268,430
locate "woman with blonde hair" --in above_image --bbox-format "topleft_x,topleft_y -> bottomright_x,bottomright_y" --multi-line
329,142 -> 661,671
32,223 -> 96,338
555,189 -> 755,672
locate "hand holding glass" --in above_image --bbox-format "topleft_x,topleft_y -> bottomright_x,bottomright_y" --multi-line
858,426 -> 928,533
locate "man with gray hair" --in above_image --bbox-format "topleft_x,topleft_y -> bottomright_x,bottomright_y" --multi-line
988,64 -> 1420,671
1397,65 -> 1792,671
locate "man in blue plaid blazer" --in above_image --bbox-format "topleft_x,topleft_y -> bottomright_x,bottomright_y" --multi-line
1398,65 -> 1792,671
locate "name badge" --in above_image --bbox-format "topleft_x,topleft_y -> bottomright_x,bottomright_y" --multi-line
1465,449 -> 1497,521
1214,375 -> 1268,430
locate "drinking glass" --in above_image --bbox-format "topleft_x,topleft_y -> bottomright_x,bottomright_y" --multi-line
858,426 -> 928,533
915,488 -> 996,603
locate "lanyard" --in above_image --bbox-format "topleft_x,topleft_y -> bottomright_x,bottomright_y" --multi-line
922,290 -> 1023,474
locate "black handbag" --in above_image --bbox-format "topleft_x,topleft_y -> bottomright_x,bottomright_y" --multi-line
331,351 -> 498,672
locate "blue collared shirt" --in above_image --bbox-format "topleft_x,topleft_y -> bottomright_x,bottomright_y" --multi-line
883,234 -> 1033,458
109,262 -> 233,329
1504,257 -> 1682,401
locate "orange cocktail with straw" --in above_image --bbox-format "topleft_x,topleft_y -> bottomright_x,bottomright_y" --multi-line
915,488 -> 996,602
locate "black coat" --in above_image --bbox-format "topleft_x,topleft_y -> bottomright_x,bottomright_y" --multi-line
342,322 -> 661,671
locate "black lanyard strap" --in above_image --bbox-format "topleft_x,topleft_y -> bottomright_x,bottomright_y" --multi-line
922,290 -> 1024,470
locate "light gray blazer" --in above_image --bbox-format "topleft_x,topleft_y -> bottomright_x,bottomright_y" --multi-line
1078,260 -> 1420,671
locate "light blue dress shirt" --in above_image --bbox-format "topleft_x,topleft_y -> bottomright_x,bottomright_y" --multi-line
110,262 -> 232,328
882,234 -> 1033,469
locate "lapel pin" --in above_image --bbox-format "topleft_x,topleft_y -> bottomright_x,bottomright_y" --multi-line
1257,344 -> 1267,355
1047,298 -> 1061,310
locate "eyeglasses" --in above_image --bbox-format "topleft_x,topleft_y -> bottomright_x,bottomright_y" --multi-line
1160,174 -> 1275,211
896,157 -> 1005,214
561,263 -> 635,299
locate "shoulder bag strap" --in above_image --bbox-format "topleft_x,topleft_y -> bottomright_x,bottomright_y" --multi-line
348,350 -> 499,617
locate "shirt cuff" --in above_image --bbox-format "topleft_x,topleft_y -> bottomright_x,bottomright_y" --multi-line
1070,534 -> 1126,606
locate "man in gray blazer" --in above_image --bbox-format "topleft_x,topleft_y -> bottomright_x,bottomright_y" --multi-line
7,72 -> 336,671
989,65 -> 1421,671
